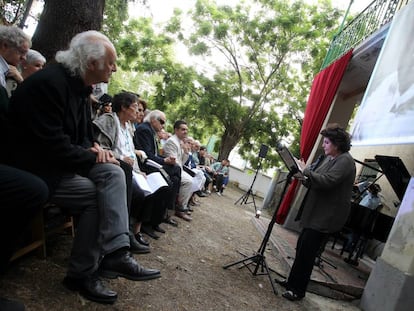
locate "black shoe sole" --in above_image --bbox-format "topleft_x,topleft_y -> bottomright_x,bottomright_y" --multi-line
163,218 -> 178,227
129,248 -> 151,254
282,291 -> 304,301
99,270 -> 161,281
135,234 -> 150,246
79,290 -> 117,304
141,227 -> 160,239
143,232 -> 160,240
153,227 -> 166,234
63,278 -> 117,304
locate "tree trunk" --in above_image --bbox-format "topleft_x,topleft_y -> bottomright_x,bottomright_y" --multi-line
31,0 -> 105,61
218,129 -> 240,160
18,0 -> 34,28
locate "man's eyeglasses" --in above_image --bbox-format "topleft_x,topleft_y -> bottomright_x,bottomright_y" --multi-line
158,118 -> 166,125
15,47 -> 28,56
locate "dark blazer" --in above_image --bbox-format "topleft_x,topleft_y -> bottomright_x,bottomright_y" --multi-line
6,64 -> 96,192
134,121 -> 165,165
300,152 -> 356,233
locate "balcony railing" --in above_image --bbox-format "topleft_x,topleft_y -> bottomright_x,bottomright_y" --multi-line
321,0 -> 411,69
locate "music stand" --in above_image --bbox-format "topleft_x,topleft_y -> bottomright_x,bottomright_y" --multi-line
234,157 -> 263,211
223,147 -> 301,295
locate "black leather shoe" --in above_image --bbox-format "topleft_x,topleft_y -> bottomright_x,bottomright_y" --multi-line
99,250 -> 161,281
282,290 -> 304,301
129,232 -> 150,254
63,275 -> 117,304
163,216 -> 178,227
175,210 -> 192,221
141,225 -> 160,240
153,225 -> 166,234
195,190 -> 207,197
181,208 -> 192,215
0,297 -> 25,311
135,232 -> 150,246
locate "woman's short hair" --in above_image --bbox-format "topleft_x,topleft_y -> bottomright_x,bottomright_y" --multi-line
25,49 -> 46,65
320,124 -> 352,153
138,99 -> 147,111
112,92 -> 138,113
55,30 -> 114,77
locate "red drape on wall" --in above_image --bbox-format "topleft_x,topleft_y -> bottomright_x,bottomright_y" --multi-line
275,49 -> 354,224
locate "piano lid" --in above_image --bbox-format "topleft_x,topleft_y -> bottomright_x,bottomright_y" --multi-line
375,155 -> 411,201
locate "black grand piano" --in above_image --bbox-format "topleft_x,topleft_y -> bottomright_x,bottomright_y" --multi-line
340,155 -> 411,265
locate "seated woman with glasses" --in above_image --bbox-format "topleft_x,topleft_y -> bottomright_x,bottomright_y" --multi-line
93,92 -> 170,248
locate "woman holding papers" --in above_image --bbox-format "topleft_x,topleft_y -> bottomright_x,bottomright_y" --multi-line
93,92 -> 170,246
277,124 -> 356,301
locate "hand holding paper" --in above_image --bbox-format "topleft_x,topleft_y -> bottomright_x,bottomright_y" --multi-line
294,157 -> 306,172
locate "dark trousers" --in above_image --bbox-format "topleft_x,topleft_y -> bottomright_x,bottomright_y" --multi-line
161,164 -> 181,210
142,186 -> 171,226
143,163 -> 181,211
287,228 -> 328,297
119,160 -> 133,215
0,165 -> 49,273
214,173 -> 225,192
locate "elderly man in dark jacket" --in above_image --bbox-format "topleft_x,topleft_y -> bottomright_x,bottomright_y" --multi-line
134,110 -> 185,223
5,31 -> 160,305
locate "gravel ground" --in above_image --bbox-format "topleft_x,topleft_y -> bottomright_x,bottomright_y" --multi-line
0,184 -> 361,311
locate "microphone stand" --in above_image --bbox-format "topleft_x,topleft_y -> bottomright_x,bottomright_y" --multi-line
223,168 -> 296,295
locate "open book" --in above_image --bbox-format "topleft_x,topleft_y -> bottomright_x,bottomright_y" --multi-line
143,159 -> 171,183
132,171 -> 168,196
277,147 -> 306,180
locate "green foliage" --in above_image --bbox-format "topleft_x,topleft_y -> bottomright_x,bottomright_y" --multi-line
102,0 -> 129,42
107,0 -> 343,169
163,0 -> 342,167
1,0 -> 32,26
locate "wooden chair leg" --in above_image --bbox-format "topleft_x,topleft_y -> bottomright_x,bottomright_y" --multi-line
10,208 -> 46,262
10,204 -> 75,262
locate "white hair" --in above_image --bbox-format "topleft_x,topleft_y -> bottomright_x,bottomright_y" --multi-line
55,30 -> 114,77
144,110 -> 165,123
25,49 -> 46,65
0,25 -> 31,48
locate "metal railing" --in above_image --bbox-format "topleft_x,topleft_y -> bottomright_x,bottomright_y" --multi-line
321,0 -> 411,69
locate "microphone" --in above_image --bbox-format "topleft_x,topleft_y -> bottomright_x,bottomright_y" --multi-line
276,141 -> 284,151
309,154 -> 325,171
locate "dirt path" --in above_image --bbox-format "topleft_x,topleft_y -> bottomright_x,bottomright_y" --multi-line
0,185 -> 360,310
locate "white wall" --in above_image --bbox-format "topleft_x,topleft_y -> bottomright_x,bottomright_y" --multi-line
228,165 -> 273,199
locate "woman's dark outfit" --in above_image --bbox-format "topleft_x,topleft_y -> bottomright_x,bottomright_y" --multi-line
286,152 -> 356,298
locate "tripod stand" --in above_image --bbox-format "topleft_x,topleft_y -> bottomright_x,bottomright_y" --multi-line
224,170 -> 295,295
234,158 -> 263,211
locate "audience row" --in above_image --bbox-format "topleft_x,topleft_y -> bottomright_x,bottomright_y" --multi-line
0,25 -> 230,309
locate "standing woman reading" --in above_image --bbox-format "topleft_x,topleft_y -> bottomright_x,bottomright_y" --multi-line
279,124 -> 356,301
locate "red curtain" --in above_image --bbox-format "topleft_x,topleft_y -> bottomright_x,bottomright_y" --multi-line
275,49 -> 353,224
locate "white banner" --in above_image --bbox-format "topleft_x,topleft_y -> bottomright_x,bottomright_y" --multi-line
351,2 -> 414,146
